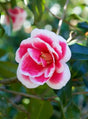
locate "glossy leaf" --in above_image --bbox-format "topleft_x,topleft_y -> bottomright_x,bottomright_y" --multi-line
29,99 -> 53,119
70,44 -> 88,60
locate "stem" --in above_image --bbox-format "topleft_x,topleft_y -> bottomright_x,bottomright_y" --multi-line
0,77 -> 18,85
73,91 -> 88,95
0,87 -> 42,100
6,97 -> 30,118
45,6 -> 84,35
57,0 -> 69,34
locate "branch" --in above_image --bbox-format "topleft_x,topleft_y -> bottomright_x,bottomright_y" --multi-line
73,91 -> 88,95
45,6 -> 84,35
0,88 -> 42,100
57,0 -> 69,34
0,77 -> 18,85
6,97 -> 30,118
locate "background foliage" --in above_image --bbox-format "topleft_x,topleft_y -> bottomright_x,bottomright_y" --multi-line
0,0 -> 88,119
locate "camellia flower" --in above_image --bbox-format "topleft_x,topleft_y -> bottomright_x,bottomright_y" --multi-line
15,28 -> 71,89
5,7 -> 27,31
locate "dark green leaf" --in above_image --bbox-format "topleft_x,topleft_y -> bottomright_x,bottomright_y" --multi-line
29,99 -> 53,119
70,44 -> 88,60
0,25 -> 5,37
65,102 -> 80,119
56,80 -> 72,106
10,0 -> 17,8
0,49 -> 6,58
77,22 -> 88,30
0,61 -> 17,78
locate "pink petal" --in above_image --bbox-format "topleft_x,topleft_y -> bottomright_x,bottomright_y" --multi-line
55,61 -> 64,73
44,63 -> 55,78
46,64 -> 71,89
59,42 -> 71,62
28,48 -> 41,64
8,8 -> 19,15
32,37 -> 59,60
15,38 -> 33,63
19,53 -> 44,77
17,67 -> 39,88
30,74 -> 49,85
31,29 -> 58,45
40,58 -> 47,67
32,38 -> 49,52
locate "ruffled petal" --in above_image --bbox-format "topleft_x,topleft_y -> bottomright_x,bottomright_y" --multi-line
55,61 -> 64,73
17,67 -> 39,88
46,64 -> 71,89
19,53 -> 44,77
15,38 -> 33,63
30,74 -> 49,85
28,48 -> 41,64
44,63 -> 55,78
59,42 -> 71,62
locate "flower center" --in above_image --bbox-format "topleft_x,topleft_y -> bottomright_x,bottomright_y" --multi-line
41,52 -> 53,65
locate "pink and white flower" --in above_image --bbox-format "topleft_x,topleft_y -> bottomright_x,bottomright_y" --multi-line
15,28 -> 71,89
5,7 -> 27,31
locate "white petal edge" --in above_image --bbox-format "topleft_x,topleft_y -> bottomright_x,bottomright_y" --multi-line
62,45 -> 71,62
31,28 -> 66,43
17,66 -> 39,88
46,63 -> 71,89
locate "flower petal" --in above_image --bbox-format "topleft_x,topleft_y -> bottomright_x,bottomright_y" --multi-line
44,63 -> 55,78
19,53 -> 44,77
30,74 -> 49,85
46,64 -> 71,89
55,61 -> 64,73
59,42 -> 71,62
15,38 -> 33,63
28,48 -> 41,64
17,67 -> 39,88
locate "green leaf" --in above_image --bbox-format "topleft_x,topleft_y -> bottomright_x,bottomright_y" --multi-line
77,22 -> 88,30
0,61 -> 17,78
65,102 -> 80,119
70,44 -> 88,60
69,14 -> 88,22
0,49 -> 6,58
13,112 -> 27,119
56,80 -> 72,106
10,0 -> 17,8
29,99 -> 53,119
28,0 -> 45,24
0,25 -> 5,38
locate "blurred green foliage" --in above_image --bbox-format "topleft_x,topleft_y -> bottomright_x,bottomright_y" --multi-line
0,0 -> 88,119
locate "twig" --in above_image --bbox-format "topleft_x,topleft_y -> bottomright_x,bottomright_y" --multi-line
57,0 -> 69,34
0,77 -> 18,85
45,6 -> 73,27
45,6 -> 84,35
73,91 -> 88,95
6,97 -> 30,118
0,88 -> 42,100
